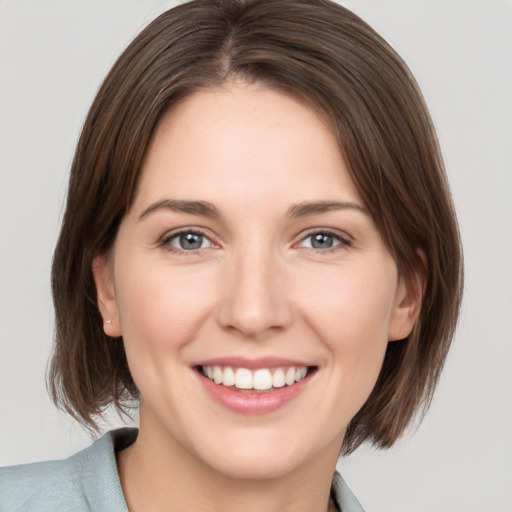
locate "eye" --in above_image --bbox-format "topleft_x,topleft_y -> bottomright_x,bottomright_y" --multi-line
163,230 -> 213,252
298,231 -> 350,251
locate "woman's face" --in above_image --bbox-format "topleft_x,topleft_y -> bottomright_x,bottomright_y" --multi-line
95,84 -> 416,479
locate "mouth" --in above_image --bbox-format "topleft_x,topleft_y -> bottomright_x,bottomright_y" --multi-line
193,357 -> 318,414
196,364 -> 317,393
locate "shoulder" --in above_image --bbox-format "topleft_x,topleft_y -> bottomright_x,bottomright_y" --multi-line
0,428 -> 137,512
0,456 -> 82,511
331,471 -> 366,512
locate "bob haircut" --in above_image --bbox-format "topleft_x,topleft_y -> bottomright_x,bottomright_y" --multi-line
50,0 -> 463,454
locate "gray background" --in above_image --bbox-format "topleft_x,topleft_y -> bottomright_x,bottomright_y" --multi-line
1,1 -> 511,511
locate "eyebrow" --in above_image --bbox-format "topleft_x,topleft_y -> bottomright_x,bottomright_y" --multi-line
139,199 -> 221,220
139,198 -> 368,221
287,200 -> 369,217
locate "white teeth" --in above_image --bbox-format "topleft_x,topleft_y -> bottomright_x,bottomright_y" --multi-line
295,367 -> 307,382
272,368 -> 285,388
285,367 -> 296,386
253,369 -> 273,390
223,366 -> 235,386
235,368 -> 253,389
201,365 -> 310,390
213,366 -> 223,384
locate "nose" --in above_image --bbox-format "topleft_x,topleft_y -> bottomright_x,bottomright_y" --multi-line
217,246 -> 293,338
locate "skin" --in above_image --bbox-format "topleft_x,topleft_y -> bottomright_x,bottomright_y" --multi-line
93,83 -> 420,512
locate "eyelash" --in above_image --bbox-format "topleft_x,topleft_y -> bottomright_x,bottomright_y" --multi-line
297,229 -> 352,253
159,228 -> 352,255
160,228 -> 213,255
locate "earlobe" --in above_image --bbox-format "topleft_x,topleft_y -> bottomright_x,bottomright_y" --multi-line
388,272 -> 425,342
92,255 -> 122,337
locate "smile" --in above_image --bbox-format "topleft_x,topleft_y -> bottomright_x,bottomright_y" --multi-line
194,358 -> 316,414
199,365 -> 310,391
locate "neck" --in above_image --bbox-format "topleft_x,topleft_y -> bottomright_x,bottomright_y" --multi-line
117,409 -> 342,512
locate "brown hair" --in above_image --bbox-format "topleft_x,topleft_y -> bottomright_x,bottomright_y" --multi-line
49,0 -> 463,454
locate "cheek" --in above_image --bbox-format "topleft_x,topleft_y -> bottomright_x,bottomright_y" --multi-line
303,266 -> 395,337
299,265 -> 396,385
115,260 -> 218,356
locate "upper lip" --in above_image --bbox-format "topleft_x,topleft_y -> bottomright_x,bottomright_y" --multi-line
194,357 -> 313,369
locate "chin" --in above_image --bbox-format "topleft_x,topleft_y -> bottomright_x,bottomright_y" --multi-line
204,449 -> 304,481
190,429 -> 325,481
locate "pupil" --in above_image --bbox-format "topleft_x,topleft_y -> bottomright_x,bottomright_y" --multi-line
312,233 -> 333,249
180,233 -> 202,250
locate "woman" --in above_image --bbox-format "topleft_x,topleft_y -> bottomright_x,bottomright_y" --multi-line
0,0 -> 462,510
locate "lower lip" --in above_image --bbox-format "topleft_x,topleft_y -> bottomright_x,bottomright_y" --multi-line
196,371 -> 312,414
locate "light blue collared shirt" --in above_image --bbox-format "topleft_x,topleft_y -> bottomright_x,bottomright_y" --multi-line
0,428 -> 365,512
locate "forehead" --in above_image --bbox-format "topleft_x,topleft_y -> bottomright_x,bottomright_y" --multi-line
134,83 -> 362,212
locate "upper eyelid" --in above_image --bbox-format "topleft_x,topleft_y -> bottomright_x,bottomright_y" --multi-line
161,227 -> 212,241
159,227 -> 221,252
296,228 -> 352,243
292,229 -> 354,254
158,226 -> 352,248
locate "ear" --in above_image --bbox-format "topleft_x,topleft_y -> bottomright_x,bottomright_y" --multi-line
92,255 -> 122,337
388,268 -> 425,342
